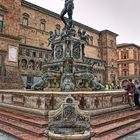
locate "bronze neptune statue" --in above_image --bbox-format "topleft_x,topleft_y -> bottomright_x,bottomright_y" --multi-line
60,0 -> 74,29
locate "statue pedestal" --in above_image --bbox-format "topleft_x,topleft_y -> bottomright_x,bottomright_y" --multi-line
41,36 -> 95,91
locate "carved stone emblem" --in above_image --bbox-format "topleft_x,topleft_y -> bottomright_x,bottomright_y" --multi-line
46,96 -> 92,140
55,45 -> 63,59
73,43 -> 80,59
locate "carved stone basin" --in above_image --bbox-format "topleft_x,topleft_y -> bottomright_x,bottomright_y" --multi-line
48,130 -> 91,140
46,95 -> 92,140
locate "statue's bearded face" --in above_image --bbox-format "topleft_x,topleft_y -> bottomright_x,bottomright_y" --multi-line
64,77 -> 72,83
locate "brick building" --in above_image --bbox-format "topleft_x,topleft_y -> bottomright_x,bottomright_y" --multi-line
117,43 -> 140,87
0,0 -> 118,89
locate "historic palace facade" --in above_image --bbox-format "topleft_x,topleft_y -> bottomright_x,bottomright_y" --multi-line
0,0 -> 118,89
117,43 -> 140,87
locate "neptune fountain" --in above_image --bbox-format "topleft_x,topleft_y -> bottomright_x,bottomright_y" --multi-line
31,0 -> 105,92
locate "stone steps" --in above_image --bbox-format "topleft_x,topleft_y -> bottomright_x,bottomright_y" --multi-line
0,115 -> 46,136
0,110 -> 48,140
91,109 -> 140,127
0,110 -> 48,128
0,109 -> 140,140
0,123 -> 47,140
92,122 -> 140,140
91,109 -> 140,140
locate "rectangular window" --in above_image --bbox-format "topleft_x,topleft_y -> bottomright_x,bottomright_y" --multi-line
110,40 -> 114,47
22,17 -> 28,26
19,48 -> 22,55
124,71 -> 126,76
40,22 -> 45,31
39,52 -> 42,58
124,52 -> 127,59
0,15 -> 4,32
0,54 -> 2,75
26,49 -> 30,56
126,50 -> 129,59
0,54 -> 2,66
121,51 -> 123,59
135,69 -> 137,75
0,55 -> 2,66
33,52 -> 36,57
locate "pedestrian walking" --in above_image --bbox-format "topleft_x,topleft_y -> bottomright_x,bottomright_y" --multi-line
134,81 -> 140,109
125,79 -> 136,110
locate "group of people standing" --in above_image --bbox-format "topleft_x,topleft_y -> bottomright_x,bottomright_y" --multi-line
125,79 -> 140,110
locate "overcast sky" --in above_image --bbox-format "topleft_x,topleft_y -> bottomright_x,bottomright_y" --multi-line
26,0 -> 140,45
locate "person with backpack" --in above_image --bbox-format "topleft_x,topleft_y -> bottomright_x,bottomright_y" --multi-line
125,79 -> 136,110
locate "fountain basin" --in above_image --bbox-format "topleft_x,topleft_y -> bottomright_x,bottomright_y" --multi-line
48,130 -> 91,140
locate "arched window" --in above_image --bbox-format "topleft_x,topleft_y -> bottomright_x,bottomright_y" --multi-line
21,59 -> 27,70
28,60 -> 35,70
22,13 -> 29,26
40,19 -> 46,31
55,24 -> 61,30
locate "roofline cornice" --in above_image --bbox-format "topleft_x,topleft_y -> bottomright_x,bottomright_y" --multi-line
20,44 -> 51,51
22,0 -> 114,35
117,43 -> 140,49
100,30 -> 118,37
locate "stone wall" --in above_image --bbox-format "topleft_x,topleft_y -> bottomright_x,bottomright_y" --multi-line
0,0 -> 118,89
0,65 -> 22,89
1,0 -> 21,37
0,90 -> 129,118
0,0 -> 22,89
100,31 -> 118,84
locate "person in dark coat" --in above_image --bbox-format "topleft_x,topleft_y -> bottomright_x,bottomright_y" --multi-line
125,79 -> 136,110
134,81 -> 140,109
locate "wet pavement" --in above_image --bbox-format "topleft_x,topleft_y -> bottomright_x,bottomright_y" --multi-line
119,130 -> 140,140
0,131 -> 18,140
0,129 -> 140,140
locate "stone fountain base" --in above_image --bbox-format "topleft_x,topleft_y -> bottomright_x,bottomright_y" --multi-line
0,89 -> 129,118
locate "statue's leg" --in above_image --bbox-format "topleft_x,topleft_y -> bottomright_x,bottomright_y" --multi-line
68,10 -> 73,20
68,10 -> 73,28
60,8 -> 67,26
